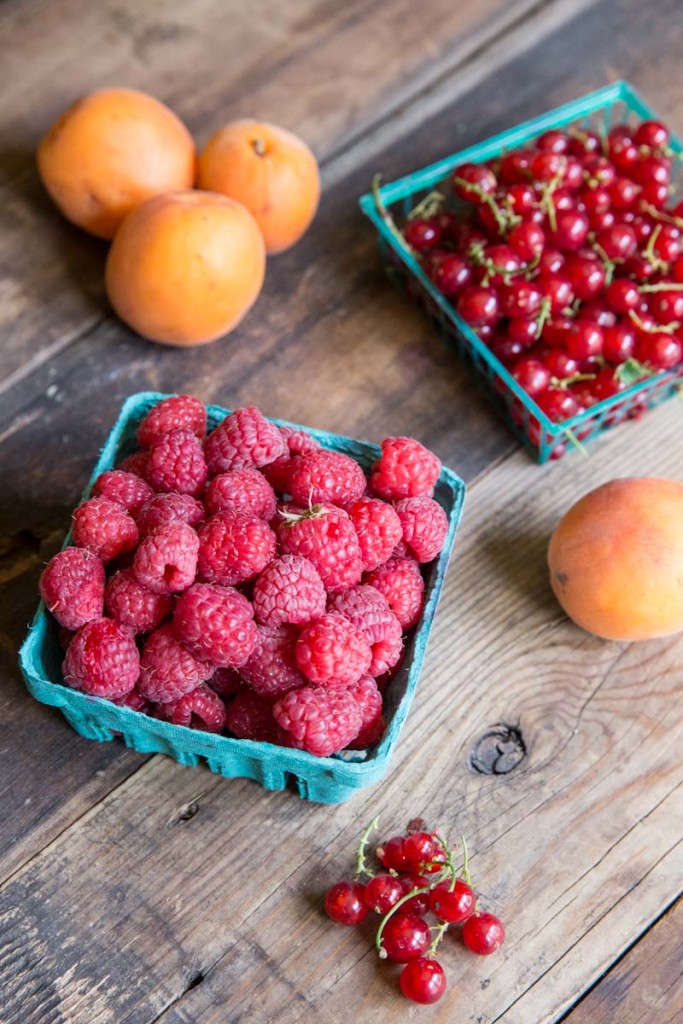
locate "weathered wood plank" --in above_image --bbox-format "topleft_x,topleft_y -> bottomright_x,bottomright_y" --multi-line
0,0 -> 554,386
564,898 -> 683,1024
1,391 -> 682,1024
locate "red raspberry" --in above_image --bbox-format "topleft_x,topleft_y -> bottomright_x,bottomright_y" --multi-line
240,624 -> 307,699
225,689 -> 280,742
288,450 -> 366,507
117,449 -> 150,480
366,557 -> 425,630
197,512 -> 276,587
207,667 -> 242,698
63,618 -> 140,698
72,496 -> 139,562
92,470 -> 154,515
136,493 -> 205,538
345,676 -> 386,750
275,503 -> 363,592
204,406 -> 286,475
133,521 -> 199,595
157,684 -> 226,733
146,428 -> 208,497
262,425 -> 321,493
327,585 -> 403,677
252,554 -> 326,627
104,568 -> 171,634
174,583 -> 257,667
137,394 -> 207,448
112,685 -> 150,713
295,613 -> 371,686
273,686 -> 363,756
370,437 -> 441,500
348,497 -> 403,572
139,624 -> 213,703
39,547 -> 105,630
395,497 -> 449,562
205,468 -> 276,520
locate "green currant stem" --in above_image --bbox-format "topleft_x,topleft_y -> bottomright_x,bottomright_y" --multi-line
372,174 -> 416,256
550,372 -> 596,390
460,835 -> 472,887
640,282 -> 683,292
355,816 -> 380,878
538,171 -> 564,234
562,426 -> 590,458
453,177 -> 508,234
427,920 -> 450,958
641,223 -> 667,272
590,240 -> 618,287
640,202 -> 683,230
629,309 -> 680,335
535,297 -> 552,340
407,190 -> 445,221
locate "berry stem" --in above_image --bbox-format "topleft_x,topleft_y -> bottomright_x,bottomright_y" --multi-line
629,309 -> 680,334
460,835 -> 472,887
453,177 -> 508,234
535,297 -> 552,340
640,202 -> 683,230
639,281 -> 683,292
355,816 -> 380,878
427,920 -> 450,957
562,426 -> 590,458
538,171 -> 564,233
407,190 -> 445,221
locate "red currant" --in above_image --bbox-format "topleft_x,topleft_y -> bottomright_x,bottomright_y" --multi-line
507,315 -> 540,347
638,332 -> 682,369
399,874 -> 432,915
377,836 -> 410,872
537,129 -> 569,153
499,149 -> 532,184
508,220 -> 545,261
579,299 -> 617,328
363,873 -> 404,914
609,177 -> 640,210
606,278 -> 640,313
380,914 -> 431,962
430,879 -> 476,923
501,279 -> 543,318
596,223 -> 637,260
649,289 -> 683,324
602,322 -> 637,363
635,153 -> 671,187
506,183 -> 536,215
549,209 -> 589,251
462,912 -> 506,955
490,336 -> 526,365
539,248 -> 565,274
652,224 -> 682,263
634,120 -> 670,149
402,831 -> 437,868
564,252 -> 606,300
583,155 -> 616,188
536,388 -> 581,422
324,881 -> 369,925
512,357 -> 551,396
457,286 -> 500,327
565,320 -> 604,360
403,218 -> 441,252
430,252 -> 472,297
544,349 -> 580,378
400,958 -> 447,1004
453,162 -> 497,202
539,273 -> 574,312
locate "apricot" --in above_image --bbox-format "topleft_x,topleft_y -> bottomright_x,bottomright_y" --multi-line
548,477 -> 683,641
37,87 -> 196,239
198,119 -> 320,254
105,190 -> 265,346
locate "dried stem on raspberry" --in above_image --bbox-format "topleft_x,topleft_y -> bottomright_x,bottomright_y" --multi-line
355,816 -> 380,879
277,502 -> 329,527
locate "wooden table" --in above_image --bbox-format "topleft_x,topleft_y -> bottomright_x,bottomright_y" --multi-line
1,0 -> 682,1020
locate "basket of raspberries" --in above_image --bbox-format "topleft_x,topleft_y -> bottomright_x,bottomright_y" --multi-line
360,81 -> 683,462
19,392 -> 465,803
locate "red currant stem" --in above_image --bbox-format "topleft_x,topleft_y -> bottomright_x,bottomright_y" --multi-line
538,171 -> 564,233
640,281 -> 683,292
459,834 -> 472,887
427,920 -> 450,957
375,886 -> 428,958
407,190 -> 445,221
562,426 -> 590,458
640,202 -> 683,230
550,372 -> 596,390
453,177 -> 508,234
466,240 -> 487,267
502,194 -> 523,229
431,833 -> 458,890
355,815 -> 380,878
522,254 -> 541,279
641,223 -> 665,269
598,123 -> 609,158
535,297 -> 552,340
590,240 -> 618,286
629,309 -> 681,334
371,174 -> 417,256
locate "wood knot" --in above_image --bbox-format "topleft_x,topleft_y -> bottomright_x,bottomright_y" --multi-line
469,724 -> 527,775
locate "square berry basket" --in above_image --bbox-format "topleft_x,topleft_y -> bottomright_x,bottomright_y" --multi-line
19,392 -> 466,804
359,81 -> 683,463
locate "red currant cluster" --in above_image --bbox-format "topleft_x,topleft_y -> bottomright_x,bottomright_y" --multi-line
324,818 -> 505,1005
400,118 -> 683,444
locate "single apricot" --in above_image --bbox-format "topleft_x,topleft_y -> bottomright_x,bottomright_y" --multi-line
105,190 -> 265,346
548,477 -> 683,641
37,87 -> 196,239
198,119 -> 320,254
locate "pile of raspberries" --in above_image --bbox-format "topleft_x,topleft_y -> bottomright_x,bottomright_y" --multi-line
39,396 -> 449,758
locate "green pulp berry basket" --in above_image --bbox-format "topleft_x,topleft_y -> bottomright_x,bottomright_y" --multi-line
19,392 -> 466,804
360,81 -> 683,463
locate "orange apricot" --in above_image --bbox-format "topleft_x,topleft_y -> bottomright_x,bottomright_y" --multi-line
105,190 -> 265,346
198,119 -> 320,254
37,87 -> 196,239
548,477 -> 683,641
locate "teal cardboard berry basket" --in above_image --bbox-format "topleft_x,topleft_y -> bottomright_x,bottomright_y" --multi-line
19,392 -> 466,804
360,81 -> 683,463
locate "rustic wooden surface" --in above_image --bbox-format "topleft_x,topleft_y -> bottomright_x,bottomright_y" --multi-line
1,0 -> 682,1021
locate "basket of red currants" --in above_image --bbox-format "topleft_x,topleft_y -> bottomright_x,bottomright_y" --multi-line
360,81 -> 683,462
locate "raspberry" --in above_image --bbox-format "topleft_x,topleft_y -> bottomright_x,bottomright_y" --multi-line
225,689 -> 279,742
133,521 -> 199,595
117,449 -> 150,480
252,554 -> 326,627
205,468 -> 277,520
137,395 -> 207,448
240,624 -> 307,699
273,686 -> 363,756
157,684 -> 226,733
63,618 -> 140,698
136,493 -> 205,538
139,624 -> 213,703
395,497 -> 449,562
147,428 -> 208,497
348,497 -> 403,571
112,686 -> 150,713
288,450 -> 366,507
327,585 -> 403,676
72,496 -> 139,562
370,437 -> 441,501
104,568 -> 171,634
174,583 -> 257,667
204,406 -> 286,475
197,512 -> 276,587
366,557 -> 425,630
295,613 -> 371,686
207,667 -> 243,698
345,676 -> 386,750
276,503 -> 363,592
39,546 -> 105,630
92,470 -> 154,515
262,425 -> 321,493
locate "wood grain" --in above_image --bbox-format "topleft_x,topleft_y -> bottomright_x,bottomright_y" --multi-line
564,899 -> 683,1024
1,394 -> 682,1024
